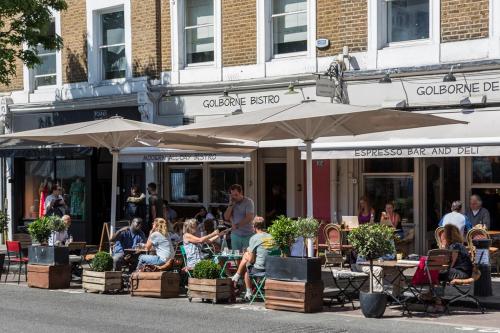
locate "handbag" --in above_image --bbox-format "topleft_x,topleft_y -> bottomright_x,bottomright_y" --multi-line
411,256 -> 439,286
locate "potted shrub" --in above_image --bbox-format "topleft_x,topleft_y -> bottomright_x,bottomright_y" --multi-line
27,215 -> 69,266
295,217 -> 320,257
265,216 -> 321,283
188,260 -> 232,304
348,223 -> 395,318
82,251 -> 122,293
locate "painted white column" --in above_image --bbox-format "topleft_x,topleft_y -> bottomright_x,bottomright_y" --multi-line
306,141 -> 313,218
7,157 -> 13,241
330,159 -> 338,223
110,151 -> 119,235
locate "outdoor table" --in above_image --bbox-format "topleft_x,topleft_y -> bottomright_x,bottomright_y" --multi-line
358,260 -> 419,316
213,253 -> 243,278
487,230 -> 500,237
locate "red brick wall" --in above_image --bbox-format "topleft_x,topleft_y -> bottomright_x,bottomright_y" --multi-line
441,0 -> 489,42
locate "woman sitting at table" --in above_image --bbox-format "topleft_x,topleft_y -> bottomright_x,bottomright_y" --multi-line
183,219 -> 228,269
440,224 -> 473,282
380,201 -> 404,238
358,196 -> 375,225
136,218 -> 175,270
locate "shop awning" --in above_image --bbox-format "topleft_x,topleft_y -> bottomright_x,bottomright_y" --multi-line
299,108 -> 500,160
118,147 -> 251,163
0,138 -> 92,158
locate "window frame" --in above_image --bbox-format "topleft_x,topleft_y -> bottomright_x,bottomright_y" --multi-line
87,0 -> 132,84
270,0 -> 309,58
208,164 -> 245,205
98,8 -> 127,80
167,164 -> 204,205
381,0 -> 431,47
183,0 -> 215,67
24,11 -> 62,93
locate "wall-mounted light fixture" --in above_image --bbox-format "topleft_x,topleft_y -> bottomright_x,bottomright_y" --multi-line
379,73 -> 392,84
443,66 -> 456,82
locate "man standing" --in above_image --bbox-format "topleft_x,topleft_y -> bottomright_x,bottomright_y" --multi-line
224,184 -> 255,251
109,217 -> 146,271
466,194 -> 491,229
439,201 -> 472,237
45,185 -> 67,217
147,183 -> 163,235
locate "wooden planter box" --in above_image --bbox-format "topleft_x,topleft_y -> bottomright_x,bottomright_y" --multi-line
27,264 -> 71,289
82,270 -> 122,293
188,278 -> 232,304
265,279 -> 324,313
130,271 -> 180,298
28,246 -> 69,266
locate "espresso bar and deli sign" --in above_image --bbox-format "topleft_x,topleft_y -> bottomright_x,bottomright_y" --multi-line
304,146 -> 500,160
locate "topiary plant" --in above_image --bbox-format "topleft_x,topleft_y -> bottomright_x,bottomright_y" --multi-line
91,251 -> 113,272
192,259 -> 220,279
348,223 -> 395,293
268,215 -> 298,257
27,216 -> 53,244
0,210 -> 9,233
48,215 -> 66,232
295,217 -> 320,257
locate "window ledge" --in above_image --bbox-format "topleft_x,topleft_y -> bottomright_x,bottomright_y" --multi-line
183,62 -> 216,70
33,85 -> 58,93
381,39 -> 434,50
271,51 -> 308,61
92,77 -> 129,87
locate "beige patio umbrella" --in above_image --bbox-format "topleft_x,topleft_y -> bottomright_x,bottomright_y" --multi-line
0,116 -> 253,233
160,101 -> 467,218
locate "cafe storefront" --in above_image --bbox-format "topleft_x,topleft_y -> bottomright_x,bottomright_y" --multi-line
302,68 -> 500,254
3,101 -> 144,243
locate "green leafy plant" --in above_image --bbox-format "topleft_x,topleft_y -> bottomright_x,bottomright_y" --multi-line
48,215 -> 66,232
0,210 -> 9,233
348,223 -> 395,292
192,259 -> 220,279
27,216 -> 53,244
295,217 -> 320,257
295,217 -> 319,239
90,251 -> 113,272
268,215 -> 298,257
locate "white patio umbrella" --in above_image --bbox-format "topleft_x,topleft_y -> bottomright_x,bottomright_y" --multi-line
0,116 -> 252,234
160,101 -> 466,218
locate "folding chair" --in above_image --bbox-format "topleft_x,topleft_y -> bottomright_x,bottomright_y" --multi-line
445,249 -> 485,313
325,251 -> 368,309
179,245 -> 192,278
4,241 -> 29,284
249,271 -> 266,305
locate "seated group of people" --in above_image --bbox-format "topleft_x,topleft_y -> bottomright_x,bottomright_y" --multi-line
111,215 -> 275,301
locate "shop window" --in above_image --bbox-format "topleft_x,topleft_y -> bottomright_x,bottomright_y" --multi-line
386,0 -> 429,43
169,167 -> 203,203
100,10 -> 126,79
23,159 -> 86,220
185,0 -> 214,64
34,17 -> 57,88
210,167 -> 244,204
56,160 -> 86,219
363,175 -> 414,224
471,189 -> 500,231
364,158 -> 414,173
272,0 -> 308,55
24,161 -> 54,219
472,157 -> 500,184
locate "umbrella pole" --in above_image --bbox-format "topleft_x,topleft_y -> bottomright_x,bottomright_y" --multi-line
110,150 -> 119,236
305,140 -> 313,218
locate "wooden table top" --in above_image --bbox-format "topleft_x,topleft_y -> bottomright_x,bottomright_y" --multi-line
487,230 -> 500,236
124,248 -> 149,253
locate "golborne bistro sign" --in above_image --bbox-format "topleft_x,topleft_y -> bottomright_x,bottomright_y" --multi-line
306,146 -> 500,160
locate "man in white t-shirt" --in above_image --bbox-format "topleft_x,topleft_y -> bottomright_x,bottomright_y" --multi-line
439,200 -> 471,236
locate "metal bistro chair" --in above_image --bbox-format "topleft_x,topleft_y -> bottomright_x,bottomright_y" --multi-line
4,241 -> 29,284
434,226 -> 445,249
324,251 -> 368,309
466,228 -> 500,275
248,248 -> 281,305
324,224 -> 352,267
